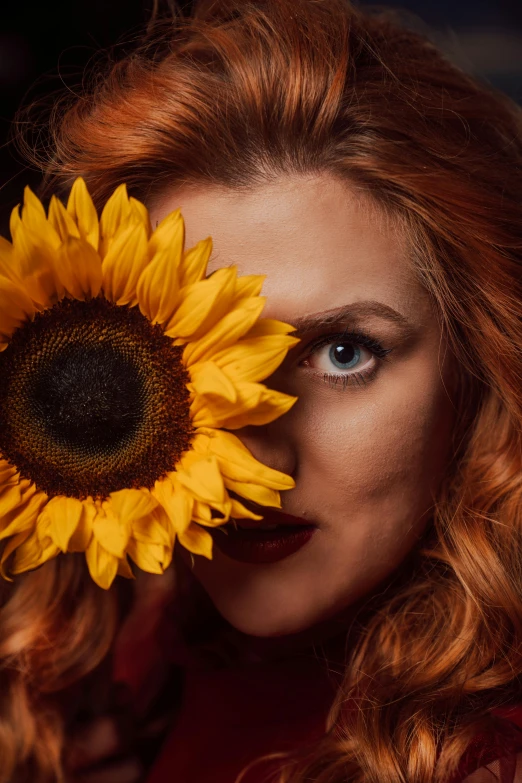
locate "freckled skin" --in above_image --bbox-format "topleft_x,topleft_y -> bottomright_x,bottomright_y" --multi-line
149,173 -> 457,638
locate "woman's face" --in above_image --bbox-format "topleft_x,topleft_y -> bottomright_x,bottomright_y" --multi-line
149,173 -> 457,638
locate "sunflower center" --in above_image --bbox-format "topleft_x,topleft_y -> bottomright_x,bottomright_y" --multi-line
31,344 -> 145,452
0,297 -> 194,499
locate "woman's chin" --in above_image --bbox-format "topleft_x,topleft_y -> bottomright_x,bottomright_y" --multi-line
200,584 -> 316,638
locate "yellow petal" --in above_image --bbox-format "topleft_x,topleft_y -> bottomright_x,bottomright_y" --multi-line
99,184 -> 140,259
222,389 -> 297,429
201,428 -> 295,489
189,361 -> 237,402
126,538 -> 165,574
117,555 -> 135,579
191,382 -> 296,430
0,460 -> 20,486
48,195 -> 81,242
92,503 -> 131,559
68,499 -> 96,552
177,523 -> 213,559
131,509 -> 171,548
67,177 -> 100,250
147,207 -> 184,258
39,495 -> 83,552
99,184 -> 129,239
153,477 -> 193,534
179,237 -> 212,287
233,274 -> 265,299
9,204 -> 22,244
136,237 -> 183,325
129,198 -> 152,238
108,488 -> 158,522
245,318 -> 298,338
188,383 -> 258,429
175,456 -> 227,505
230,497 -> 263,520
183,431 -> 212,458
191,500 -> 230,527
182,297 -> 266,366
224,478 -> 282,508
192,500 -> 212,524
85,537 -> 119,589
0,482 -> 25,520
0,277 -> 36,343
102,222 -> 149,305
164,266 -> 237,340
0,530 -> 31,578
11,223 -> 63,306
21,187 -> 61,250
212,334 -> 300,384
0,236 -> 21,283
58,236 -> 103,300
0,491 -> 43,541
12,530 -> 60,574
22,186 -> 47,222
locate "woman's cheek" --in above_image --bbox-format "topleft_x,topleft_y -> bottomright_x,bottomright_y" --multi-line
295,391 -> 447,611
302,364 -> 454,534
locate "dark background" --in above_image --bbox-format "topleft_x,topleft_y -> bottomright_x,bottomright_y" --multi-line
1,0 -> 522,236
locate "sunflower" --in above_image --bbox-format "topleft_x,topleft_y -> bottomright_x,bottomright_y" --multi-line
0,179 -> 298,589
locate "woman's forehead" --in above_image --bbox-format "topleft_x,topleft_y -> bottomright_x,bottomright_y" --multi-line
149,173 -> 432,327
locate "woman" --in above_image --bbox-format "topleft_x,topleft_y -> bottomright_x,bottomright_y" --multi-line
3,0 -> 522,781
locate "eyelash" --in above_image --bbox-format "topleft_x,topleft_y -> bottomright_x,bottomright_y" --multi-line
300,329 -> 393,390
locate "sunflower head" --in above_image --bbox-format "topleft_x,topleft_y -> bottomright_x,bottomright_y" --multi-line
0,178 -> 298,588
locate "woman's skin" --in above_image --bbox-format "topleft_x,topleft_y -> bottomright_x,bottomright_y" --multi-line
66,173 -> 469,781
148,172 -> 458,639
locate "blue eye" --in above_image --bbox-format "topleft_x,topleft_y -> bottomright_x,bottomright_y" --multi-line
305,340 -> 372,374
300,329 -> 393,389
329,343 -> 361,370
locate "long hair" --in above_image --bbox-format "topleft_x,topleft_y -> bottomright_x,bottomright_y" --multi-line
4,1 -> 522,781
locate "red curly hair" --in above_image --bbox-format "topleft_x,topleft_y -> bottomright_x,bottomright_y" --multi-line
3,1 -> 522,781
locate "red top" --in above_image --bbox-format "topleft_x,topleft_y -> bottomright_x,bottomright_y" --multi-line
146,649 -> 336,783
143,661 -> 522,783
113,590 -> 522,783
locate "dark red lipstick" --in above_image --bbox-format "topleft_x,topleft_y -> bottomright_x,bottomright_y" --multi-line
209,509 -> 318,564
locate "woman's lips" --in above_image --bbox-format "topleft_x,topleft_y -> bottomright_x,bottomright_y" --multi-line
209,508 -> 318,563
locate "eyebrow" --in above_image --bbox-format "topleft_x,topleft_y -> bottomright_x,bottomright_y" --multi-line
289,301 -> 417,337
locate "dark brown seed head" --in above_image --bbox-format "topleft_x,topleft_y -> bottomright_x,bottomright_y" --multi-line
0,297 -> 194,499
